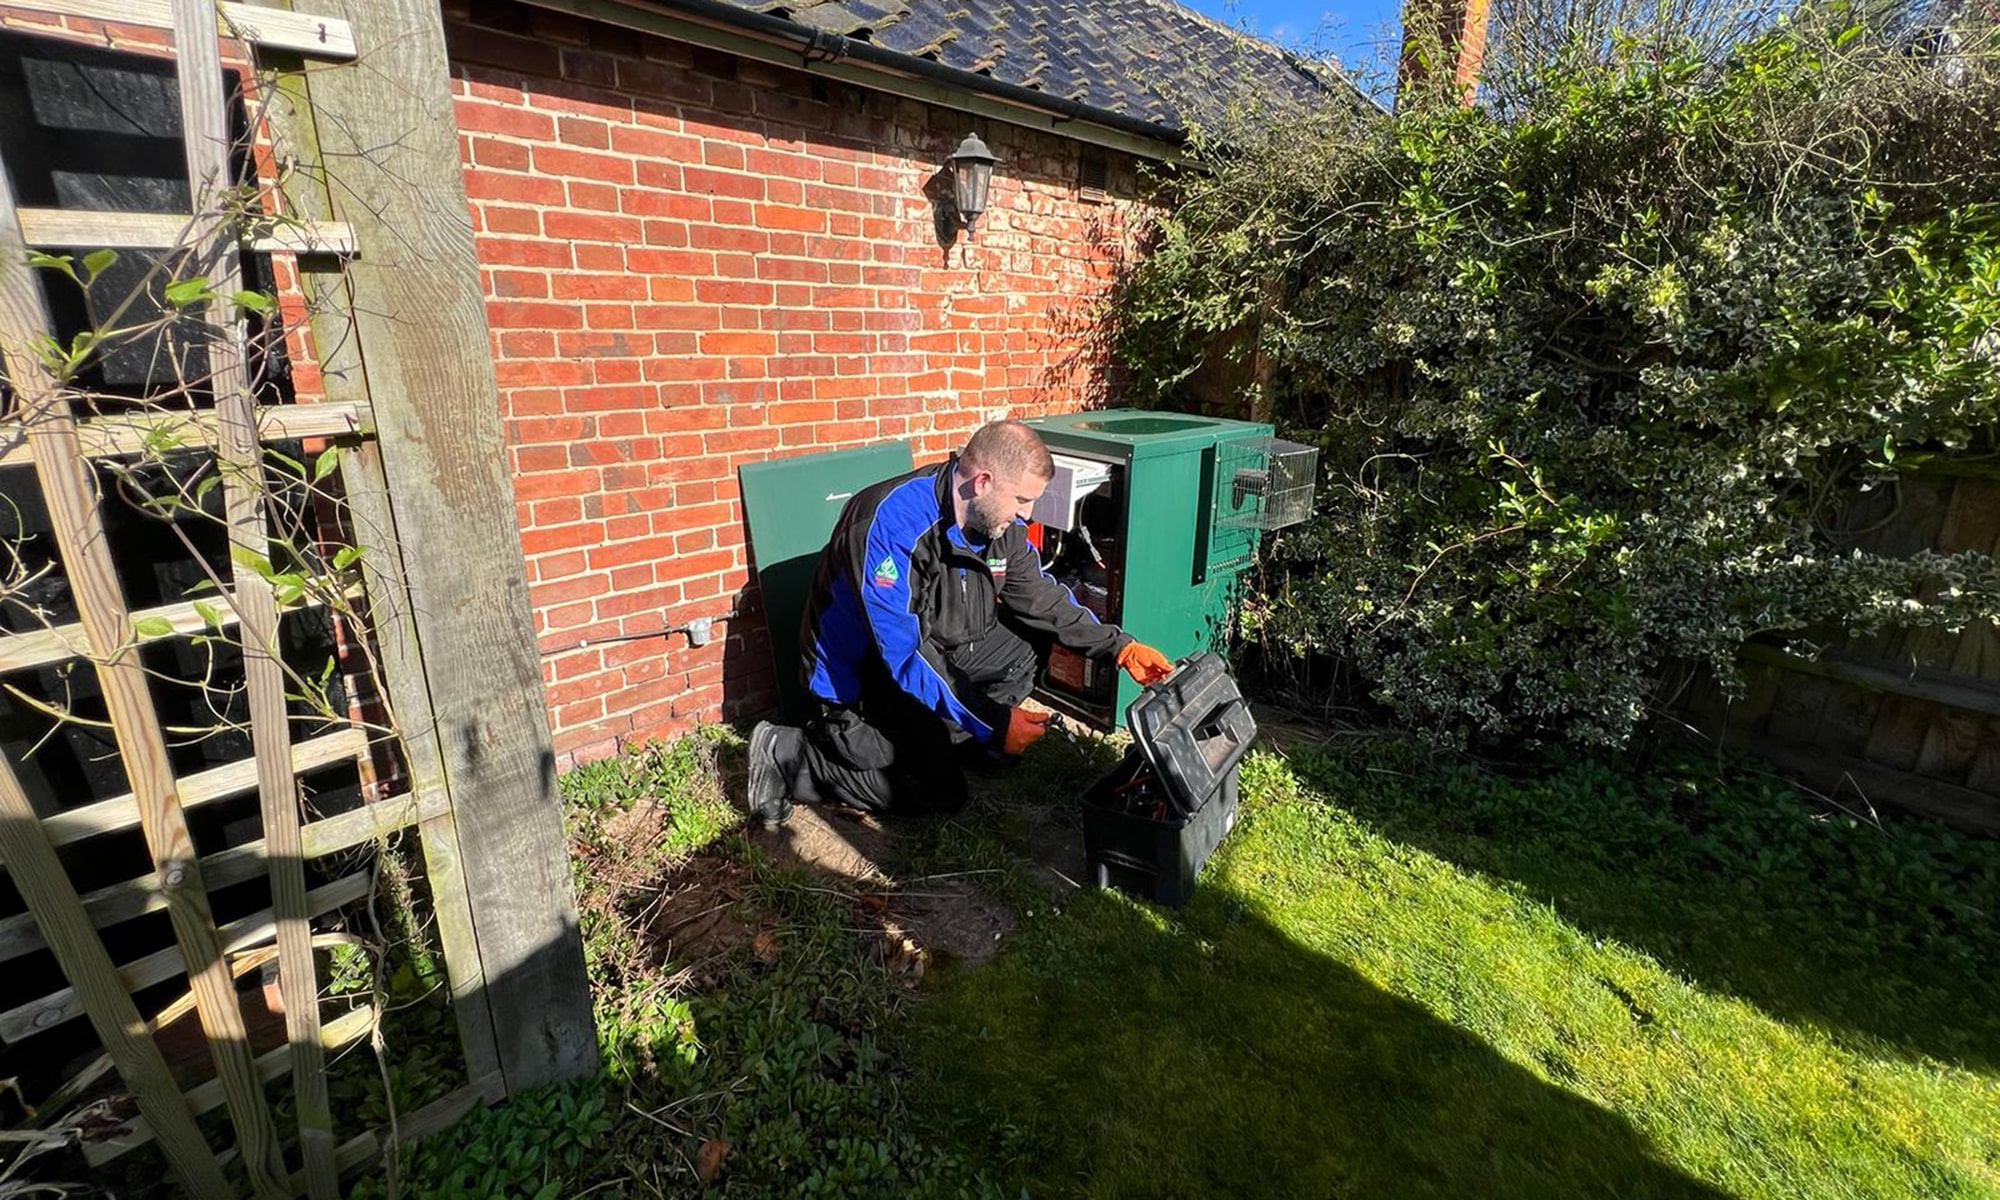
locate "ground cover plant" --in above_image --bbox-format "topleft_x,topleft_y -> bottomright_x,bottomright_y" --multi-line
347,729 -> 1040,1200
1115,5 -> 2000,748
352,727 -> 2000,1198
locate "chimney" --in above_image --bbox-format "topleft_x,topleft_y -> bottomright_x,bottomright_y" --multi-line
1397,0 -> 1493,108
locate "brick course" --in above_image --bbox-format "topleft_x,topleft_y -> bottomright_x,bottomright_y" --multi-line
443,0 -> 1153,767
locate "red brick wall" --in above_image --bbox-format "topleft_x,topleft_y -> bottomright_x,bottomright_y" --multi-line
442,0 -> 1156,766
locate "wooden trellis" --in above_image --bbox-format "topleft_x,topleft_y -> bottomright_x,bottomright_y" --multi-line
0,1 -> 592,1194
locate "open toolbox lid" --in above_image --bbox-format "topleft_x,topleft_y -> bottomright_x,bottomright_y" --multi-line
1124,651 -> 1258,817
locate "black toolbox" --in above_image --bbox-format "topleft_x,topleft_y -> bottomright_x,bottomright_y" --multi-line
1081,651 -> 1257,906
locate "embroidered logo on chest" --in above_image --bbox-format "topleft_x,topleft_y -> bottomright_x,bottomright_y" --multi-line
872,556 -> 900,588
985,555 -> 1008,580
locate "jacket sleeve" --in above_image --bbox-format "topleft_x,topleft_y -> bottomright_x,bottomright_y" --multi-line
855,503 -> 1001,743
998,532 -> 1133,660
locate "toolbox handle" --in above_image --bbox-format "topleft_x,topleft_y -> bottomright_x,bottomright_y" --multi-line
1142,655 -> 1192,692
1194,703 -> 1238,746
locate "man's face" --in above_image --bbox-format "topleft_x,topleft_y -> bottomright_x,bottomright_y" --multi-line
964,464 -> 1049,540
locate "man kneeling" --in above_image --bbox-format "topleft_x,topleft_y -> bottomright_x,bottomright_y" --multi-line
747,419 -> 1171,824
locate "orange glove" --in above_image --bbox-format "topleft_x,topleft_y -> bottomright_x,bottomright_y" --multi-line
1003,707 -> 1051,756
1117,641 -> 1174,685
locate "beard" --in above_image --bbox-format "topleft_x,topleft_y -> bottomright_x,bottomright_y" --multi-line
966,492 -> 1015,540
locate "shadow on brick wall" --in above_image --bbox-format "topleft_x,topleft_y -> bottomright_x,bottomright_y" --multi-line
719,576 -> 778,726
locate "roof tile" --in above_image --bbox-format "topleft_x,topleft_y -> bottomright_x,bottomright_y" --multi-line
706,0 -> 1357,133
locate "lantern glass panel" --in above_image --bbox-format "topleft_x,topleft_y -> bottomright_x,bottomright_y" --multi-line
955,158 -> 992,220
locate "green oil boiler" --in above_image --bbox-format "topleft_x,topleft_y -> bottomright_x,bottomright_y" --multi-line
1021,410 -> 1317,731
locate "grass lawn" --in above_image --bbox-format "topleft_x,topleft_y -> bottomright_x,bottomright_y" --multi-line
907,740 -> 2000,1199
355,727 -> 2000,1199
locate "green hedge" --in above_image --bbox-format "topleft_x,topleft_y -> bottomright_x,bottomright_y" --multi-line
1117,12 -> 2000,747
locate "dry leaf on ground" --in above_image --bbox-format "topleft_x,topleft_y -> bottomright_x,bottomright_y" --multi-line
695,1138 -> 730,1184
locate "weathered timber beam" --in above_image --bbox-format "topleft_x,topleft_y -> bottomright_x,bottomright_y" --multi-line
17,208 -> 356,255
0,400 -> 373,471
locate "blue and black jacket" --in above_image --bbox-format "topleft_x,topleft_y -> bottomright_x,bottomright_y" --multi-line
800,458 -> 1130,744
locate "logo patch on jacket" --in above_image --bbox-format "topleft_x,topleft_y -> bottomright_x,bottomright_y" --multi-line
985,555 -> 1008,580
872,556 -> 900,588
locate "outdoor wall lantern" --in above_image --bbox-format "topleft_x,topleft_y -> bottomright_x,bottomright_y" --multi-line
950,132 -> 996,238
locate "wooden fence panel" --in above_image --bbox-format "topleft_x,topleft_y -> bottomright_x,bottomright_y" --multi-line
1909,482 -> 2000,783
1694,472 -> 2000,833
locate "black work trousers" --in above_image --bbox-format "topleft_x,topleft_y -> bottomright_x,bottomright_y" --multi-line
792,620 -> 1041,815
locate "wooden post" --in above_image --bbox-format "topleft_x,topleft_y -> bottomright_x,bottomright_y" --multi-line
252,42 -> 505,1093
170,1 -> 339,1193
278,0 -> 597,1089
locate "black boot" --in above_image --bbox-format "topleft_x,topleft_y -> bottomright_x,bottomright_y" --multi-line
746,721 -> 800,828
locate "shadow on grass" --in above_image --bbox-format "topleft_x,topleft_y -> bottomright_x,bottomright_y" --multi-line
1280,737 -> 2000,1074
906,885 -> 1731,1200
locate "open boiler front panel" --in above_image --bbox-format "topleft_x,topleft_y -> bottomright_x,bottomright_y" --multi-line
1021,411 -> 1317,731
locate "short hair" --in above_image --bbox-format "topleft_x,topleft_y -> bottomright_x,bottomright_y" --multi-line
961,420 -> 1054,480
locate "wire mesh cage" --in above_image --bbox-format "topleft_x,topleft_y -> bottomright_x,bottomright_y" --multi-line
1216,436 -> 1319,531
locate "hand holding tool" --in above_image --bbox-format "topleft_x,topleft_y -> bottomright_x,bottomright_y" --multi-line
1003,706 -> 1052,756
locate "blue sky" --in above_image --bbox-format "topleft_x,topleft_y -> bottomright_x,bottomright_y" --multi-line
1181,0 -> 1403,79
